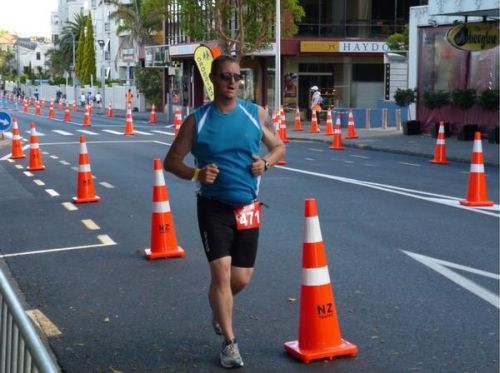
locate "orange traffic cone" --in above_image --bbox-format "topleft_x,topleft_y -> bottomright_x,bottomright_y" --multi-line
174,107 -> 182,136
72,100 -> 77,112
293,107 -> 303,131
10,118 -> 26,159
284,198 -> 357,363
83,105 -> 91,127
57,101 -> 63,111
72,135 -> 100,204
107,101 -> 113,117
48,101 -> 55,118
27,122 -> 45,171
23,99 -> 29,113
88,101 -> 93,114
124,103 -> 135,136
35,101 -> 41,116
459,132 -> 494,206
144,159 -> 185,260
430,122 -> 449,164
63,105 -> 71,122
149,104 -> 157,124
310,110 -> 320,133
41,100 -> 46,108
329,119 -> 344,150
324,110 -> 334,136
345,109 -> 358,139
280,107 -> 289,143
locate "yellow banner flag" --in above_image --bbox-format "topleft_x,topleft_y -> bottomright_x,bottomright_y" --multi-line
194,45 -> 214,101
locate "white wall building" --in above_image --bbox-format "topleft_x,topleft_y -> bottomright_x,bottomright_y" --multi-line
15,38 -> 53,78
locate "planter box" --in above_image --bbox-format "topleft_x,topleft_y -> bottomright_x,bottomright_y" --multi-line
458,124 -> 479,141
403,120 -> 421,136
431,122 -> 451,138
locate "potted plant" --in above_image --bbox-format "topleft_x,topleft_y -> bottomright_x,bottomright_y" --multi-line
394,88 -> 419,135
451,89 -> 477,141
478,89 -> 499,143
423,90 -> 450,136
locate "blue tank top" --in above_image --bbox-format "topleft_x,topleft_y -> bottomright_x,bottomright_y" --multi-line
192,99 -> 262,207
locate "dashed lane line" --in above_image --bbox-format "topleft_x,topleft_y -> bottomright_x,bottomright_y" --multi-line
102,129 -> 123,135
59,160 -> 70,165
77,129 -> 99,135
133,130 -> 153,136
14,164 -> 23,169
308,148 -> 324,152
45,189 -> 60,197
399,162 -> 421,167
81,219 -> 100,230
0,234 -> 117,258
151,130 -> 174,136
99,182 -> 114,189
50,155 -> 59,159
33,179 -> 45,186
52,130 -> 73,136
62,202 -> 78,211
23,171 -> 34,177
350,154 -> 370,159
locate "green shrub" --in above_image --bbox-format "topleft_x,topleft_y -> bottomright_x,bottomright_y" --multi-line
478,89 -> 499,111
394,88 -> 416,107
451,89 -> 476,110
423,90 -> 450,110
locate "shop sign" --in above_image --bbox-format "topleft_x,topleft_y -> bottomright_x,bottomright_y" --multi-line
300,41 -> 388,53
194,45 -> 214,101
300,41 -> 339,52
447,22 -> 499,51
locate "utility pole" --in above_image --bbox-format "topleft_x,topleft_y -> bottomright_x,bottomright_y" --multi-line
71,31 -> 77,103
274,0 -> 281,112
98,39 -> 106,112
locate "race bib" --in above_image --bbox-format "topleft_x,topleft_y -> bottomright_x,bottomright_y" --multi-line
234,201 -> 261,230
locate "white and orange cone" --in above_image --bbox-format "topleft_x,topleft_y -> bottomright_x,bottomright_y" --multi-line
144,159 -> 185,260
329,118 -> 344,150
107,101 -> 113,117
430,121 -> 449,164
345,109 -> 358,139
459,131 -> 494,206
63,104 -> 71,122
324,110 -> 334,136
72,100 -> 77,112
310,110 -> 320,133
124,103 -> 135,136
23,99 -> 29,113
48,101 -> 55,118
83,105 -> 91,127
27,122 -> 45,171
10,118 -> 26,159
174,107 -> 182,136
284,198 -> 358,363
72,135 -> 100,204
149,104 -> 157,124
35,101 -> 41,116
280,107 -> 289,143
293,107 -> 303,131
57,100 -> 63,111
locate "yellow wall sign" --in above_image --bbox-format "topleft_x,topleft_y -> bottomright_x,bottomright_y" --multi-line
194,45 -> 214,101
300,41 -> 340,53
447,22 -> 499,51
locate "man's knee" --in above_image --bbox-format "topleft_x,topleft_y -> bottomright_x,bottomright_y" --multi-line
210,257 -> 232,287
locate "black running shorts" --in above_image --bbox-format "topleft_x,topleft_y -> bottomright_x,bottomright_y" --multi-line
197,195 -> 259,268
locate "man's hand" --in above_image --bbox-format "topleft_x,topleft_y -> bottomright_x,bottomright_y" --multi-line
251,155 -> 266,176
199,163 -> 219,184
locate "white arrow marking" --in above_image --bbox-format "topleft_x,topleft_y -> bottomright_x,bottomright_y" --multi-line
402,250 -> 500,309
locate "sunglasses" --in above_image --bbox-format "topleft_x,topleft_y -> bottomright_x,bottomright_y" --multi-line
219,72 -> 242,82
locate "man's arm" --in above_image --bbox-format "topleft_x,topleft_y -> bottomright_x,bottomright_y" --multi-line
251,106 -> 286,176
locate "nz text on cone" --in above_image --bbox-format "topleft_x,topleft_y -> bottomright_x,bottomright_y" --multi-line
73,135 -> 100,204
10,118 -> 26,159
27,122 -> 45,171
144,159 -> 184,259
284,198 -> 357,363
459,131 -> 494,207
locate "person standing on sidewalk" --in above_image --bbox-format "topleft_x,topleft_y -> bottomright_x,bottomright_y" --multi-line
164,55 -> 285,368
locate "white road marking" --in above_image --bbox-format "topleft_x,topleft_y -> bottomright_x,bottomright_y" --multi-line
81,219 -> 100,230
6,159 -> 14,163
33,179 -> 45,186
99,181 -> 114,189
133,130 -> 153,136
305,157 -> 315,161
344,160 -> 354,164
102,129 -> 123,135
277,165 -> 499,217
151,130 -> 174,136
26,309 -> 62,338
71,166 -> 78,171
52,130 -> 73,136
399,162 -> 421,167
25,130 -> 45,136
350,154 -> 370,159
0,234 -> 117,258
77,129 -> 99,135
39,140 -> 164,146
308,148 -> 324,152
59,160 -> 70,165
45,189 -> 60,197
403,250 -> 500,309
15,164 -> 23,169
153,140 -> 172,146
23,171 -> 34,177
62,202 -> 78,211
42,151 -> 49,155
362,163 -> 377,167
50,155 -> 59,159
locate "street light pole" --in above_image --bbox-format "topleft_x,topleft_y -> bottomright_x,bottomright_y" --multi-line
97,39 -> 105,112
71,31 -> 76,104
274,0 -> 281,112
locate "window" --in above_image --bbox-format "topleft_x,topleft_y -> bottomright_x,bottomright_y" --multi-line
36,52 -> 41,60
352,64 -> 384,82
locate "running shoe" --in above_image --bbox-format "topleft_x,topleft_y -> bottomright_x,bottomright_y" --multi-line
220,339 -> 244,368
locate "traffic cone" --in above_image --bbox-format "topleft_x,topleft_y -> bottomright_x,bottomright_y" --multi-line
174,107 -> 182,136
41,100 -> 46,108
57,101 -> 63,111
293,107 -> 303,131
35,101 -> 41,116
88,101 -> 93,114
329,120 -> 344,150
459,132 -> 494,206
310,110 -> 320,133
48,101 -> 55,119
10,118 -> 26,159
280,107 -> 289,143
72,100 -> 77,112
83,105 -> 91,126
149,104 -> 157,124
345,109 -> 358,139
124,103 -> 135,136
27,122 -> 45,171
430,122 -> 449,164
107,101 -> 113,117
23,99 -> 29,113
72,135 -> 100,204
144,158 -> 185,260
324,110 -> 334,136
63,104 -> 71,122
284,198 -> 358,363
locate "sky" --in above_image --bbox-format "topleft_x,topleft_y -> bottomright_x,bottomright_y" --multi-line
0,0 -> 58,38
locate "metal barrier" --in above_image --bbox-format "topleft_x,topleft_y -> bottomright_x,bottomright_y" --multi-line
0,269 -> 59,373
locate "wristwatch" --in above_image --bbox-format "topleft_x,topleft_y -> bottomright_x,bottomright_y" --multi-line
263,159 -> 270,171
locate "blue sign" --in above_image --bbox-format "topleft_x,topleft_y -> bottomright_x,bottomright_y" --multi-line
0,111 -> 12,131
